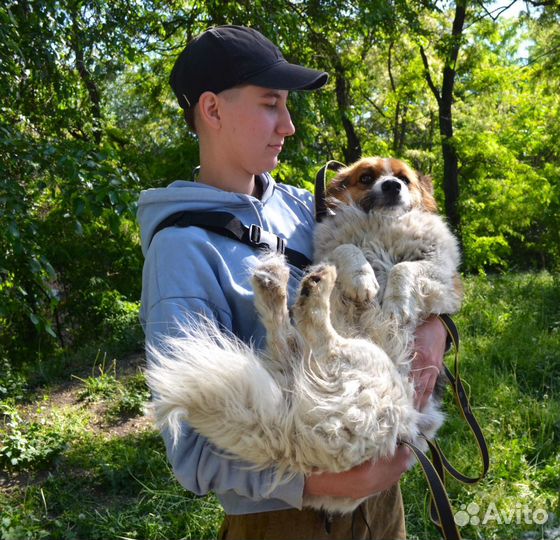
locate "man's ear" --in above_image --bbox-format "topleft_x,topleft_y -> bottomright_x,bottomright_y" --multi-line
198,91 -> 221,130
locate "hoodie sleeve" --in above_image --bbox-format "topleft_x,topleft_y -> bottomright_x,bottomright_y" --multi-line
141,228 -> 305,512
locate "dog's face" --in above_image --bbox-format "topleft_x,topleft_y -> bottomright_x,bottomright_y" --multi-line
327,157 -> 437,214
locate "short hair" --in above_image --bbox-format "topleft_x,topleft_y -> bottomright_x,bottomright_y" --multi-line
183,106 -> 197,133
182,87 -> 241,135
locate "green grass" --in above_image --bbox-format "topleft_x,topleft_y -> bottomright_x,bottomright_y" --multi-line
0,357 -> 223,540
402,271 -> 560,540
1,272 -> 559,539
0,429 -> 223,540
73,355 -> 121,404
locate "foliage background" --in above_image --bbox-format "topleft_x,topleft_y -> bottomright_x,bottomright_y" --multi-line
1,1 -> 559,539
2,0 -> 560,363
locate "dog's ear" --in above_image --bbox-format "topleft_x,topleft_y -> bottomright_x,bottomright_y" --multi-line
326,171 -> 349,196
418,173 -> 438,213
418,173 -> 434,194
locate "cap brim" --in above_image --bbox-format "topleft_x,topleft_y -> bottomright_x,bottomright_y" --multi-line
246,61 -> 328,91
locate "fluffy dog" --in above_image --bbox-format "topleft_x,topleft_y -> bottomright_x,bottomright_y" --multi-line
146,157 -> 462,513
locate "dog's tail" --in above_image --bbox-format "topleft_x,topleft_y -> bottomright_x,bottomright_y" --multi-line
146,317 -> 295,474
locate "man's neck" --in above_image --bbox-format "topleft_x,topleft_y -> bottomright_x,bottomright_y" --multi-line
198,166 -> 260,197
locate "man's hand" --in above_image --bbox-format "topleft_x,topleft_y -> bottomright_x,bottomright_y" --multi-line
411,315 -> 447,410
303,445 -> 411,500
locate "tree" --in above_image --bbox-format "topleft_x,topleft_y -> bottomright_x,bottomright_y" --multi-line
0,0 -> 162,362
3,0 -> 560,366
420,0 -> 467,235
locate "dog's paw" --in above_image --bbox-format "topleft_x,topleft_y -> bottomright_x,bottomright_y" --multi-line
293,265 -> 338,342
339,268 -> 379,303
328,244 -> 378,303
252,255 -> 290,302
382,295 -> 415,326
298,264 -> 337,300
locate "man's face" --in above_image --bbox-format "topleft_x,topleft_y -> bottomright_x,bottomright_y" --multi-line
217,85 -> 296,177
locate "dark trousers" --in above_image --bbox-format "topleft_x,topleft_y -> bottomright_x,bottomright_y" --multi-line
219,484 -> 406,540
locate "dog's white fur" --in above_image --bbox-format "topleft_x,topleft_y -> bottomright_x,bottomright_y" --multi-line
146,157 -> 462,513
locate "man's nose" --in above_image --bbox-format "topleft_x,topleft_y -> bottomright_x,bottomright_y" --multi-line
278,106 -> 296,136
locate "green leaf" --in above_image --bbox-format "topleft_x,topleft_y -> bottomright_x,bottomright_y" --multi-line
44,323 -> 57,339
8,222 -> 20,238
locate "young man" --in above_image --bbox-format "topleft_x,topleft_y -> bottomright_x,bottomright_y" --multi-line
138,25 -> 448,539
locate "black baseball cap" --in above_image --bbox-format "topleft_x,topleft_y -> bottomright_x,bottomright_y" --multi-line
170,25 -> 329,109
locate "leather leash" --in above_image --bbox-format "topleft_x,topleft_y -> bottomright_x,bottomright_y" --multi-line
314,160 -> 346,222
436,314 -> 490,485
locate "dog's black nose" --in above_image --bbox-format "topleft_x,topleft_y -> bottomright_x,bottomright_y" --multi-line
382,180 -> 401,193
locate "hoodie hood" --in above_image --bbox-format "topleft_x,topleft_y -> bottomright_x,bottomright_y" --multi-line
137,173 -> 276,256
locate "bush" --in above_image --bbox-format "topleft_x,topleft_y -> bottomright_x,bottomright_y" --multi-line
0,357 -> 27,402
74,356 -> 120,403
1,125 -> 142,367
73,356 -> 149,422
0,401 -> 67,471
107,372 -> 150,419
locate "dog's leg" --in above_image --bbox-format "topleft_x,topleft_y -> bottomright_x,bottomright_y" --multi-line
292,264 -> 421,476
382,261 -> 460,325
252,254 -> 300,375
327,244 -> 379,303
292,264 -> 341,354
382,261 -> 432,325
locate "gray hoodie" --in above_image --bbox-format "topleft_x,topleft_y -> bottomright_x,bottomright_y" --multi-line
138,173 -> 315,514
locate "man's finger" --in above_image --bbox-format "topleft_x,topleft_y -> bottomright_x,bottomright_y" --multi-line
413,369 -> 438,409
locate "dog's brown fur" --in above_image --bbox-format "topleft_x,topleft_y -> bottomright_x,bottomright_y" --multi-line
328,157 -> 438,214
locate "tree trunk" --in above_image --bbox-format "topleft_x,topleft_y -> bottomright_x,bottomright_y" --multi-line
388,41 -> 406,156
439,97 -> 461,233
440,1 -> 466,233
334,62 -> 362,163
70,5 -> 102,145
284,0 -> 362,165
420,0 -> 467,235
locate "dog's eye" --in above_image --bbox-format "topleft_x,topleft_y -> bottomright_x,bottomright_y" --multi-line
396,174 -> 410,185
359,174 -> 375,185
